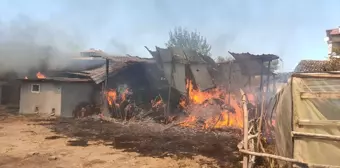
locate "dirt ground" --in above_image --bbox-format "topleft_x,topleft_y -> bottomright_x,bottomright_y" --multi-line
0,110 -> 242,168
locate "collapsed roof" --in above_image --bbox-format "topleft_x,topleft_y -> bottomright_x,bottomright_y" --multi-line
228,52 -> 279,76
19,55 -> 155,84
68,56 -> 155,84
19,77 -> 91,83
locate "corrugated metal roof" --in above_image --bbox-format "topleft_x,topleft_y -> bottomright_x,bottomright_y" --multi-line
228,52 -> 277,76
80,56 -> 156,84
148,47 -> 208,64
294,60 -> 328,73
20,77 -> 91,82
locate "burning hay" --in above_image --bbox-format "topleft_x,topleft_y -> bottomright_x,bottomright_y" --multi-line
103,78 -> 246,133
106,87 -> 139,120
178,79 -> 244,130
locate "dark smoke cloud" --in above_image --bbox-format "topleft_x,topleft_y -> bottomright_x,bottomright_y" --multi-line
0,14 -> 85,75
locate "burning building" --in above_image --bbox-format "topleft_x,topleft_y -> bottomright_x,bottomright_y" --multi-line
145,47 -> 279,128
18,51 -> 165,118
18,47 -> 279,128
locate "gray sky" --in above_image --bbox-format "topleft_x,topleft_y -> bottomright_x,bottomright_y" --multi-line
1,0 -> 339,72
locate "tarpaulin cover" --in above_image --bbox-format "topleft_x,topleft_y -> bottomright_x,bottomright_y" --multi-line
268,74 -> 340,166
268,81 -> 293,159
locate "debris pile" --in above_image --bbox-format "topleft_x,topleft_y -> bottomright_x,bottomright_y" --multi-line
178,79 -> 244,130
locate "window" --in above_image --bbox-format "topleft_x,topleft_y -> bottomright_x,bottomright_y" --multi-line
31,84 -> 40,93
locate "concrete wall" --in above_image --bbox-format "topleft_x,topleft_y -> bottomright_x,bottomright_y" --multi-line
20,81 -> 96,117
19,82 -> 62,115
60,83 -> 94,117
330,36 -> 340,42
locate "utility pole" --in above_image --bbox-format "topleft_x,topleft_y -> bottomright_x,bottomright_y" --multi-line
103,58 -> 110,117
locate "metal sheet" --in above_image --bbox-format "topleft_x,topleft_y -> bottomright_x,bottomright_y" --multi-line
219,63 -> 248,90
229,52 -> 273,76
163,63 -> 186,93
184,49 -> 205,63
190,64 -> 215,91
156,47 -> 173,63
171,47 -> 186,60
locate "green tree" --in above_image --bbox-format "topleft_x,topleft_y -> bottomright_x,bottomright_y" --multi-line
165,27 -> 212,56
216,56 -> 234,63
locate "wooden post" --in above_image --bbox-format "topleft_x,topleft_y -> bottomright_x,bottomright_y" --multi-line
228,61 -> 232,105
257,58 -> 264,119
257,60 -> 271,150
248,75 -> 252,91
272,74 -> 276,93
102,58 -> 110,117
240,89 -> 249,168
265,61 -> 272,94
165,59 -> 174,123
259,59 -> 264,96
227,61 -> 232,125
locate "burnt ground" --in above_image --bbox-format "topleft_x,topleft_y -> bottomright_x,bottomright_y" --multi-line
0,110 -> 242,168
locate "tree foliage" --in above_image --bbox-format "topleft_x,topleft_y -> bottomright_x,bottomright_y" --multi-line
216,56 -> 233,63
165,27 -> 212,56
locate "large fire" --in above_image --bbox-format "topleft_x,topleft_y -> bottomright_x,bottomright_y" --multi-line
36,72 -> 46,79
180,79 -> 243,129
104,81 -> 245,129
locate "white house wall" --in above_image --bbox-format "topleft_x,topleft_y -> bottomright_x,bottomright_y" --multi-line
19,82 -> 61,115
60,83 -> 94,117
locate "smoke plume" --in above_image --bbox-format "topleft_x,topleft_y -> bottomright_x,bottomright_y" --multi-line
0,15 -> 85,76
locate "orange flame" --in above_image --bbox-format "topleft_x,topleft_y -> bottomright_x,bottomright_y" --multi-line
106,89 -> 117,106
181,116 -> 197,128
180,79 -> 244,129
152,99 -> 163,108
247,93 -> 256,104
36,72 -> 46,79
106,88 -> 131,107
120,89 -> 129,102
